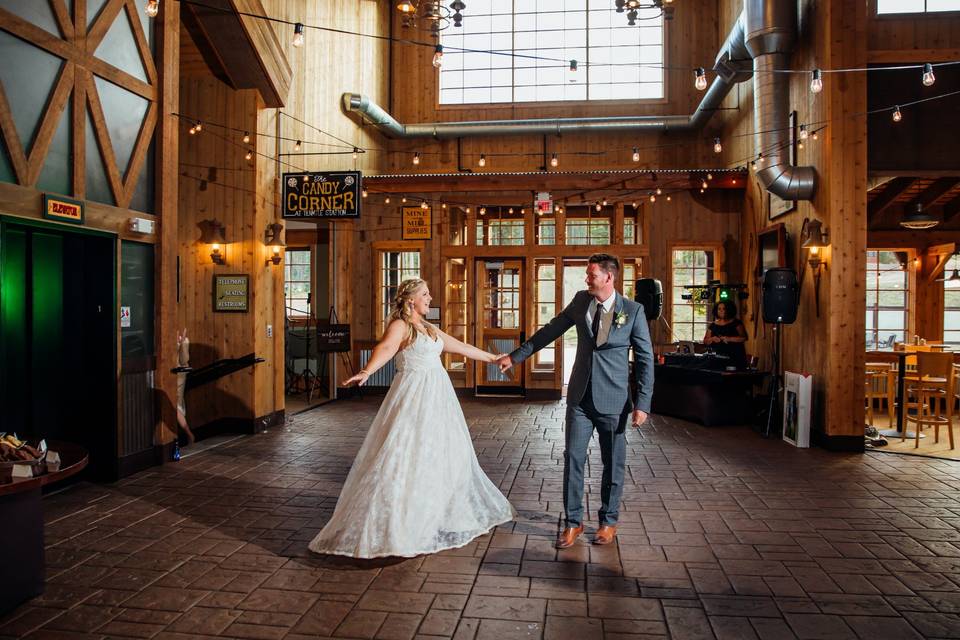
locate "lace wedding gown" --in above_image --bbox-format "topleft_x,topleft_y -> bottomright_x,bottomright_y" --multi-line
309,331 -> 516,558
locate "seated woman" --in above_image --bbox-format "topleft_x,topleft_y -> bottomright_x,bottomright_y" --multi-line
703,300 -> 748,367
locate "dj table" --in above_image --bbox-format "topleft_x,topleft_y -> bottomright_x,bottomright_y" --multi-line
652,364 -> 765,427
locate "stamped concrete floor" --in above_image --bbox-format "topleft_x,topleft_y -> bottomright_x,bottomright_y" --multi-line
3,396 -> 960,639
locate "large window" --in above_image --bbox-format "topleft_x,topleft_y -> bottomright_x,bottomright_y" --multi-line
566,210 -> 611,245
944,254 -> 960,347
866,250 -> 909,349
439,0 -> 664,104
671,249 -> 716,342
379,250 -> 421,334
534,260 -> 556,371
477,216 -> 525,245
284,249 -> 311,317
877,0 -> 960,13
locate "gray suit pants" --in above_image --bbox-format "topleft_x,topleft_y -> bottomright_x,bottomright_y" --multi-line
563,387 -> 629,527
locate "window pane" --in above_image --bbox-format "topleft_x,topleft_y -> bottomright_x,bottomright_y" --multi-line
877,0 -> 926,11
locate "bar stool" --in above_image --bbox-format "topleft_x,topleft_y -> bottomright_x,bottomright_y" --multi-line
904,352 -> 956,449
865,362 -> 895,427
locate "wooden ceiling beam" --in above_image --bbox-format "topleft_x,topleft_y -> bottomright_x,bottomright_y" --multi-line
943,194 -> 960,224
907,177 -> 960,209
867,177 -> 916,222
363,172 -> 745,194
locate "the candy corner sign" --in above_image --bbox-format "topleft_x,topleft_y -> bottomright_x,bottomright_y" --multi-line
282,172 -> 361,219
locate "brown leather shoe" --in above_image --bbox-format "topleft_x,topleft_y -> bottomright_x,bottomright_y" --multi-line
594,525 -> 617,545
555,525 -> 583,549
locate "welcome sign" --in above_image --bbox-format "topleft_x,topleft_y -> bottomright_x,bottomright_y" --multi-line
282,171 -> 361,219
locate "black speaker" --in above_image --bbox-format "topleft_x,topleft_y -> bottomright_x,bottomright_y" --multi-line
634,278 -> 663,321
762,268 -> 798,324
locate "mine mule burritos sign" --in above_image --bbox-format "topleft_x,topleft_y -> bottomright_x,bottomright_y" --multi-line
282,171 -> 361,219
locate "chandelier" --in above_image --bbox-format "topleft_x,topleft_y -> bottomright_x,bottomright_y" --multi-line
397,1 -> 466,34
614,0 -> 674,24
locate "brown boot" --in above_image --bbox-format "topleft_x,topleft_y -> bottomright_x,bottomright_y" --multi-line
593,525 -> 617,545
555,525 -> 584,549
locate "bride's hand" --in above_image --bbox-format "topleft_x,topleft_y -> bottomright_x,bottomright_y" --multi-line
487,352 -> 502,363
343,370 -> 370,386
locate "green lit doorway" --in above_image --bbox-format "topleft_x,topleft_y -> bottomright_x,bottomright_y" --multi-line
0,218 -> 117,480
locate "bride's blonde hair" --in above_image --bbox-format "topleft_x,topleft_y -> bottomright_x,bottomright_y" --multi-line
388,278 -> 438,349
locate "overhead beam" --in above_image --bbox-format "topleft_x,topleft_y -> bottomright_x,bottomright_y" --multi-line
943,194 -> 960,223
867,177 -> 916,222
907,177 -> 960,210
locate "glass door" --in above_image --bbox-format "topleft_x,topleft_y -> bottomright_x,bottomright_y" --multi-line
475,259 -> 524,395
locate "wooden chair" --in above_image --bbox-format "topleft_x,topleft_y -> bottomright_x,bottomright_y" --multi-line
904,352 -> 956,449
865,362 -> 895,427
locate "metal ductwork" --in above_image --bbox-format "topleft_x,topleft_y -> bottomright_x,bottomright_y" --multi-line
744,0 -> 816,201
343,11 -> 753,139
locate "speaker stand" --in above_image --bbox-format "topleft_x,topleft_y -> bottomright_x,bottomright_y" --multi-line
763,321 -> 783,438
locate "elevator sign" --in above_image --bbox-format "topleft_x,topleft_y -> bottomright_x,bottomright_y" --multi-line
282,171 -> 361,219
43,194 -> 84,225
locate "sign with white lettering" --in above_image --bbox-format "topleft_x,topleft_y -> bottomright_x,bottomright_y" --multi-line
282,171 -> 361,219
316,324 -> 351,352
213,275 -> 249,312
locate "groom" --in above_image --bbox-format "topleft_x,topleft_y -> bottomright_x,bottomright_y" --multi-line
496,254 -> 654,548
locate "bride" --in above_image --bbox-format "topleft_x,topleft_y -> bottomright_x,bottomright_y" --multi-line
309,278 -> 516,558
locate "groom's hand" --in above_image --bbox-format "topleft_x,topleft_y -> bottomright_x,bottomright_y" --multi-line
495,354 -> 514,373
632,409 -> 648,429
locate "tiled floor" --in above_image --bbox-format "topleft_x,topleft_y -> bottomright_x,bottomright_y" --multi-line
4,396 -> 960,639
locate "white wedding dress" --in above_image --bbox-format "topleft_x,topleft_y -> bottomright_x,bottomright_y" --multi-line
309,331 -> 516,558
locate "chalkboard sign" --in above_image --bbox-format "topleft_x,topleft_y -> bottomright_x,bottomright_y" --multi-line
282,171 -> 361,219
316,324 -> 351,352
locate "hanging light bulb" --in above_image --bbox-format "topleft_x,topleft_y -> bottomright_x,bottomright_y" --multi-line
421,200 -> 429,209
242,131 -> 250,144
480,206 -> 486,215
797,139 -> 804,150
799,124 -> 808,140
655,187 -> 662,196
701,180 -> 708,190
244,149 -> 253,161
707,173 -> 713,181
432,44 -> 444,68
922,63 -> 935,87
649,193 -> 656,203
292,23 -> 305,47
811,130 -> 819,140
402,196 -> 407,203
550,153 -> 558,167
303,174 -> 309,183
595,202 -> 602,211
892,105 -> 902,122
509,207 -> 514,214
694,67 -> 707,91
632,147 -> 640,162
632,201 -> 637,208
666,195 -> 672,201
385,196 -> 391,203
602,198 -> 608,206
413,151 -> 421,165
188,124 -> 196,135
700,188 -> 705,193
478,154 -> 486,167
750,159 -> 757,171
194,121 -> 202,132
568,60 -> 579,83
810,69 -> 823,93
294,140 -> 302,151
465,207 -> 470,213
353,147 -> 360,159
362,188 -> 368,198
145,0 -> 159,17
442,202 -> 447,209
713,137 -> 722,154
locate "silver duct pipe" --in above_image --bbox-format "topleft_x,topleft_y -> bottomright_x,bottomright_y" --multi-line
744,0 -> 816,200
343,11 -> 752,139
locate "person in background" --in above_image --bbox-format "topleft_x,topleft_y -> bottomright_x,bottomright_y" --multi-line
703,300 -> 748,367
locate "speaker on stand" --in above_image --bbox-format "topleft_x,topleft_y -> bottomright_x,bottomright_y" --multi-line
761,268 -> 798,437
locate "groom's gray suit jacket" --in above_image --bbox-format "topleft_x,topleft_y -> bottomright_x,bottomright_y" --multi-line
510,290 -> 655,415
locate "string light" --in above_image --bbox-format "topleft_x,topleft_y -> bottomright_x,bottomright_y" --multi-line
892,105 -> 902,122
701,180 -> 708,189
353,147 -> 360,159
292,23 -> 305,47
707,173 -> 713,180
632,147 -> 640,162
402,196 -> 407,203
188,124 -> 197,135
442,202 -> 447,209
385,196 -> 390,203
666,195 -> 672,201
602,198 -> 608,206
145,0 -> 159,17
421,200 -> 429,209
810,69 -> 823,93
294,140 -> 302,151
478,154 -> 486,167
550,153 -> 558,167
433,44 -> 444,68
509,207 -> 514,214
242,131 -> 250,144
799,125 -> 808,140
797,139 -> 804,150
595,202 -> 602,211
632,201 -> 637,208
480,206 -> 486,215
713,137 -> 722,154
244,149 -> 253,160
811,130 -> 819,140
362,188 -> 368,198
922,63 -> 935,87
413,151 -> 421,165
649,193 -> 656,203
694,67 -> 707,91
655,187 -> 662,195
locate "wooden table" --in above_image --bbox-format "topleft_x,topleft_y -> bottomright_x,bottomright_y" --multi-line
0,442 -> 88,615
863,350 -> 958,439
652,364 -> 766,427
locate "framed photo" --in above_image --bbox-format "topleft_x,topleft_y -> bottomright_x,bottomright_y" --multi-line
769,111 -> 797,220
213,274 -> 249,312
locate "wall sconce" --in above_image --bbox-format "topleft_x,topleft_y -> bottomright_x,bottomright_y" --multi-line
200,220 -> 227,265
264,222 -> 285,265
801,218 -> 829,317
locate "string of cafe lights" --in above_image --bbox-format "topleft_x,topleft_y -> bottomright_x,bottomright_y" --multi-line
146,0 -> 960,94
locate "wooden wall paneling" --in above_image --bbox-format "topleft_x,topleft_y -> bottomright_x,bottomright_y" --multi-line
868,11 -> 960,56
155,0 -> 181,447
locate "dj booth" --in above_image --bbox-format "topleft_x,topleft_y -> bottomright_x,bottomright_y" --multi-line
652,353 -> 765,426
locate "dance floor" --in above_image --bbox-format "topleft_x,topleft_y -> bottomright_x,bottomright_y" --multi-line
2,396 -> 960,639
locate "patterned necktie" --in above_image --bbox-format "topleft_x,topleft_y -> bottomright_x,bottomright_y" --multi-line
591,301 -> 602,346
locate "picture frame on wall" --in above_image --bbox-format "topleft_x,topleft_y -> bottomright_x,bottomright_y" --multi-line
769,111 -> 798,220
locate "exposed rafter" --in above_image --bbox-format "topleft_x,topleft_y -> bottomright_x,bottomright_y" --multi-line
867,177 -> 916,223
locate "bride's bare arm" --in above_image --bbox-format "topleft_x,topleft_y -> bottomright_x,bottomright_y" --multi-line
436,328 -> 497,363
343,320 -> 406,386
